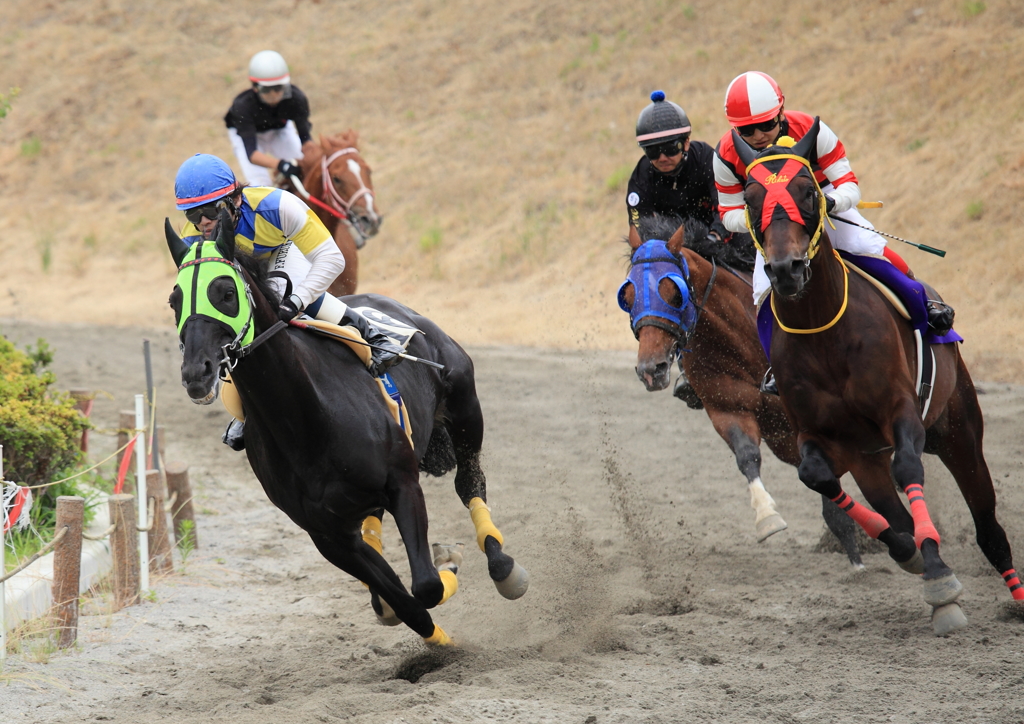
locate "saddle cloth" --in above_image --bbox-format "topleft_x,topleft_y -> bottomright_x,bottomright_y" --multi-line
221,308 -> 422,449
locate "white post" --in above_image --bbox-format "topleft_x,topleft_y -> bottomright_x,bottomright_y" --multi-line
1,444 -> 6,666
134,395 -> 150,596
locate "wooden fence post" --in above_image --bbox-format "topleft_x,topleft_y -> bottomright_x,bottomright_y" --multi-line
165,461 -> 197,550
108,494 -> 139,609
52,496 -> 84,649
146,469 -> 173,575
116,410 -> 137,494
68,389 -> 93,453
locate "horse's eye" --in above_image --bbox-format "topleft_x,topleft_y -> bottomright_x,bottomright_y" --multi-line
225,288 -> 235,300
332,176 -> 342,184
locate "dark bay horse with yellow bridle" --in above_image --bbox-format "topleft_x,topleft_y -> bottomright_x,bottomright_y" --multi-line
165,211 -> 527,646
735,120 -> 1023,634
292,130 -> 382,296
618,217 -> 862,563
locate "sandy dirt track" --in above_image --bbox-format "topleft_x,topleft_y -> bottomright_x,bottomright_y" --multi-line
1,319 -> 1023,723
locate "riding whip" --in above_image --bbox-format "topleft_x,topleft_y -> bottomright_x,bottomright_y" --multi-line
831,209 -> 947,258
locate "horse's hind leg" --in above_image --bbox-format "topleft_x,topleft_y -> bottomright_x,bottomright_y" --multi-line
820,495 -> 863,568
309,531 -> 452,645
444,366 -> 529,600
934,370 -> 1023,603
720,419 -> 787,542
358,509 -> 401,625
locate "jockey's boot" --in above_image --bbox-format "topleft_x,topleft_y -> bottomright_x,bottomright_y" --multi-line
760,367 -> 779,396
673,369 -> 703,410
341,308 -> 404,376
221,419 -> 245,451
926,300 -> 955,335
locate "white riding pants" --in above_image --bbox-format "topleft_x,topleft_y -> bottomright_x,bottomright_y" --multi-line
227,121 -> 304,186
752,184 -> 886,307
267,243 -> 348,322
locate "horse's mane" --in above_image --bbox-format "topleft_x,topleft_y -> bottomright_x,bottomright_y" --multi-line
322,129 -> 359,151
234,251 -> 281,309
624,213 -> 756,272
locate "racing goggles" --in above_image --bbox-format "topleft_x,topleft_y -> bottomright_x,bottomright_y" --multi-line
184,204 -> 221,225
643,138 -> 687,160
737,117 -> 780,137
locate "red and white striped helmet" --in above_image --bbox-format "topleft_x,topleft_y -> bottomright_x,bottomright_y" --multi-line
724,72 -> 785,126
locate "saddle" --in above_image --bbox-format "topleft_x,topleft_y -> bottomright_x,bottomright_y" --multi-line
221,307 -> 422,448
756,253 -> 962,418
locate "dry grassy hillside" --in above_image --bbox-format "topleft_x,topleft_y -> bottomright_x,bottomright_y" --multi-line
0,0 -> 1022,379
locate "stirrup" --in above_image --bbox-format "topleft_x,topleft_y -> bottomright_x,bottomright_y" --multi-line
221,419 -> 245,451
926,300 -> 954,335
672,372 -> 703,410
760,368 -> 779,396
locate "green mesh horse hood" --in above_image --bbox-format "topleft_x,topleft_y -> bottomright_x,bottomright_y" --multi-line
175,239 -> 255,347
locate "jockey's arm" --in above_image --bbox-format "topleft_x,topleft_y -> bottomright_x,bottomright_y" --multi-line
278,191 -> 346,307
713,152 -> 749,235
815,120 -> 861,214
248,149 -> 285,171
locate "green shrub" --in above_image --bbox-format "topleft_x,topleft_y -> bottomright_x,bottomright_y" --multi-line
0,336 -> 88,488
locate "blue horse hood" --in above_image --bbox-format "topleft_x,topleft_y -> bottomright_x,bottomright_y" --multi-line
618,239 -> 697,338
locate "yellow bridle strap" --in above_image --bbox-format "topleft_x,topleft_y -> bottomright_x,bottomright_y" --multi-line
770,250 -> 850,334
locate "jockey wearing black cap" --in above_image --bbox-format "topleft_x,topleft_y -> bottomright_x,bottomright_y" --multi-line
626,90 -> 740,409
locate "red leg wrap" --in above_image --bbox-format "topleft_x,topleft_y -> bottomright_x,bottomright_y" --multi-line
831,491 -> 889,539
883,246 -> 910,275
904,484 -> 940,548
1001,569 -> 1024,601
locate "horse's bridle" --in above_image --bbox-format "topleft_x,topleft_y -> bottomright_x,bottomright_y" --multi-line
618,240 -> 717,352
319,147 -> 378,247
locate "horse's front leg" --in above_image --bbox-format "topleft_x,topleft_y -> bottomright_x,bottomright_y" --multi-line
892,415 -> 968,633
718,416 -> 787,542
308,531 -> 451,645
798,440 -> 920,571
385,470 -> 447,609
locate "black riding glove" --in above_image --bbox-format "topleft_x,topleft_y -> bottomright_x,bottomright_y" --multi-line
277,294 -> 303,322
825,195 -> 837,214
277,159 -> 302,180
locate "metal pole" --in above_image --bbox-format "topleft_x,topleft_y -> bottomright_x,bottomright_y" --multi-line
1,444 -> 6,667
143,340 -> 160,472
134,395 -> 150,595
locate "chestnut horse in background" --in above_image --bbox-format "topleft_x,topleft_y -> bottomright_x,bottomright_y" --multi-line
618,217 -> 861,564
735,121 -> 1023,634
294,130 -> 383,296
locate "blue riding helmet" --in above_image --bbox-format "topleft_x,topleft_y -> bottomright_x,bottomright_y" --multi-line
175,154 -> 238,210
618,239 -> 697,338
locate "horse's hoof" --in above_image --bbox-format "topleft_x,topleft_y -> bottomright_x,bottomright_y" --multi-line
895,548 -> 925,575
923,573 -> 963,607
494,561 -> 530,600
432,542 -> 465,573
755,514 -> 788,542
931,602 -> 968,636
376,598 -> 402,627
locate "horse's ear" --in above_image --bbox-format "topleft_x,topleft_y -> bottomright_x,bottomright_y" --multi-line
213,206 -> 236,260
627,225 -> 642,250
731,130 -> 756,169
666,223 -> 686,254
164,217 -> 190,267
791,117 -> 820,161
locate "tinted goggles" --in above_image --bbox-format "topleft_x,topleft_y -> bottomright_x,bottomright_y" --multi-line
737,117 -> 780,137
184,204 -> 221,225
257,84 -> 286,95
643,138 -> 687,160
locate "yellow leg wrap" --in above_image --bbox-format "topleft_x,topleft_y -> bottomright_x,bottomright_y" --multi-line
469,497 -> 504,552
437,569 -> 459,606
361,516 -> 383,555
423,624 -> 452,646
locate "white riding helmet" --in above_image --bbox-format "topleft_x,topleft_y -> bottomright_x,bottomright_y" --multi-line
248,50 -> 291,86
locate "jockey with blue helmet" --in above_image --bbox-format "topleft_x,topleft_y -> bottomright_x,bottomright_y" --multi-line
173,153 -> 403,449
